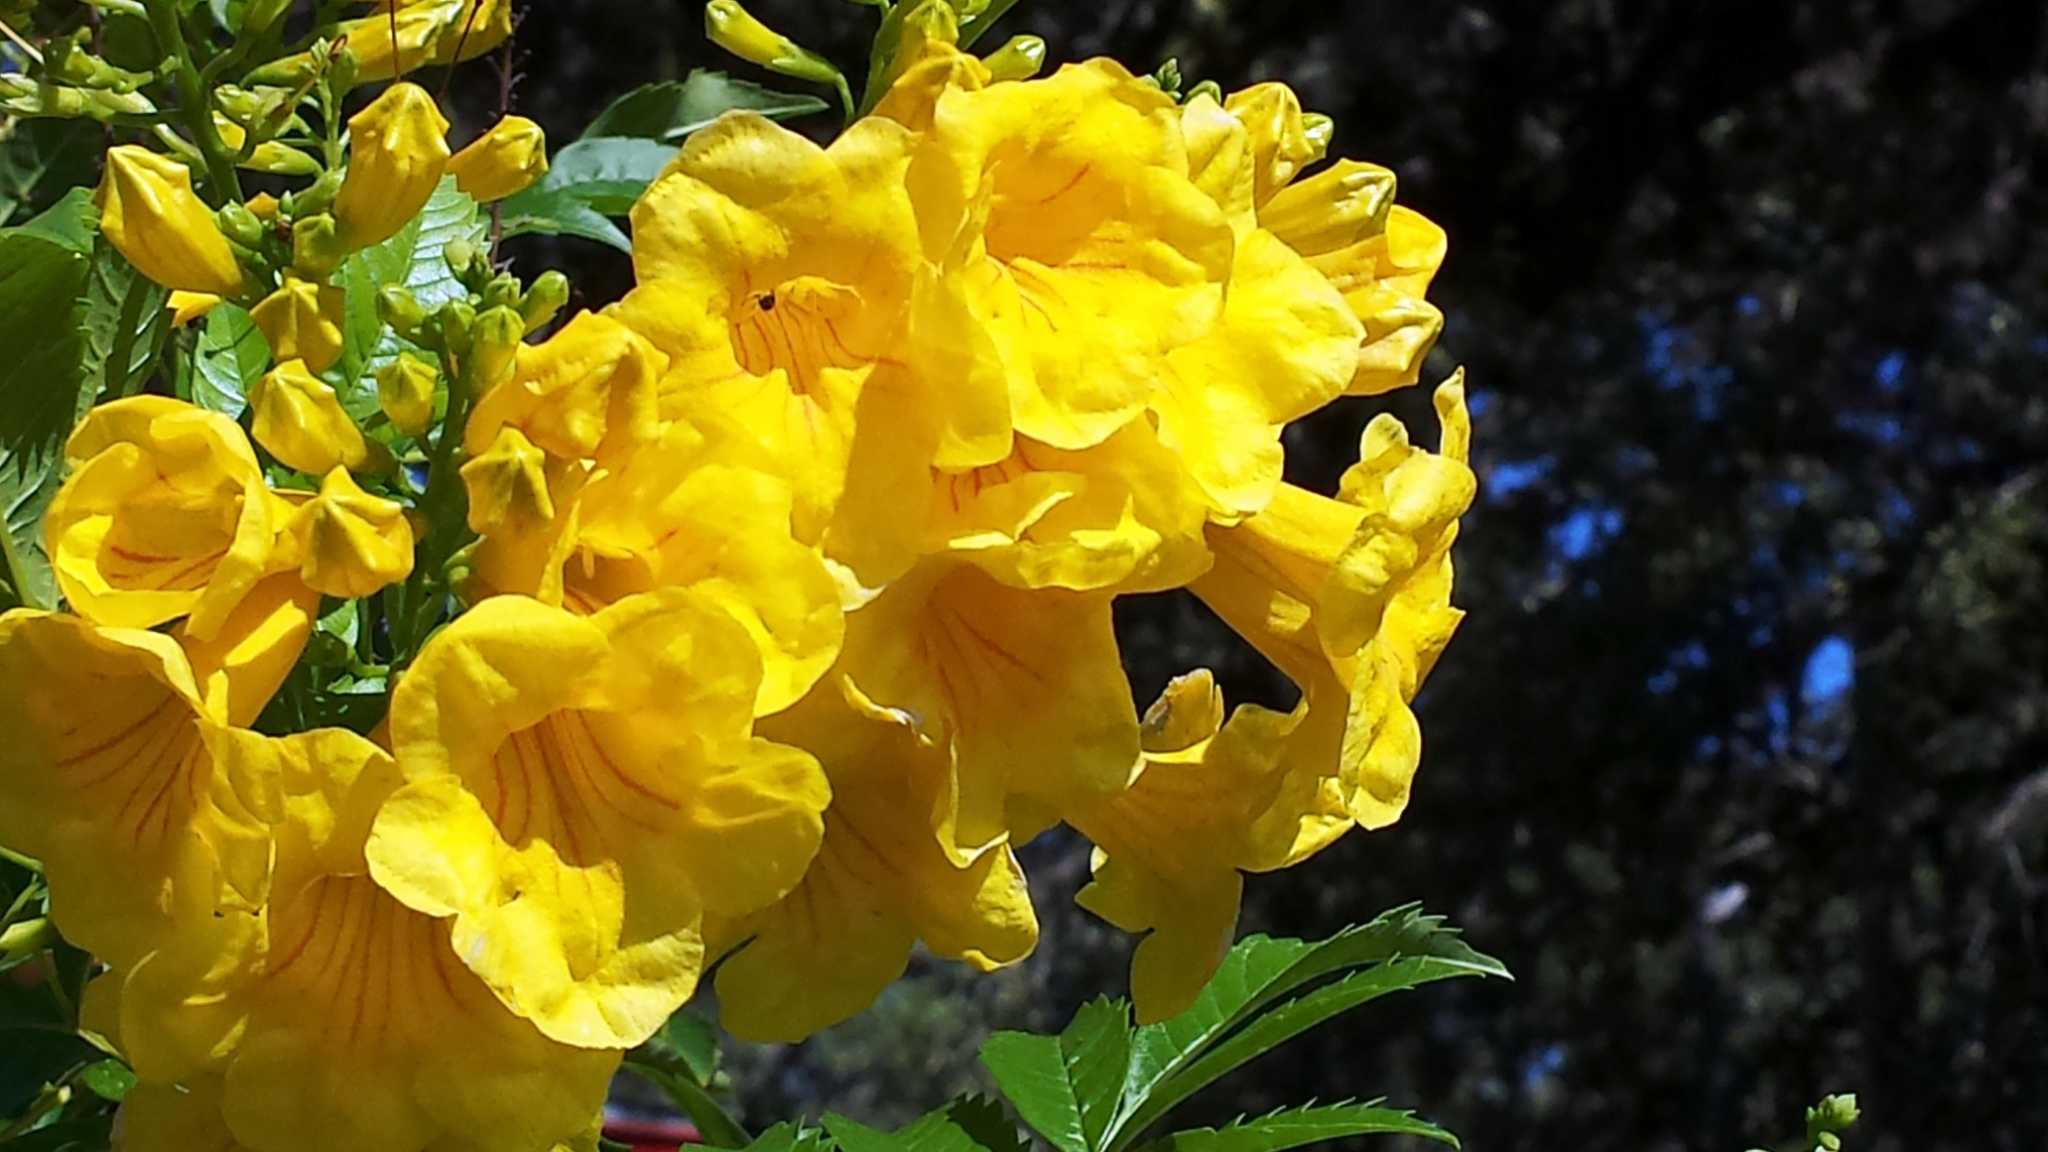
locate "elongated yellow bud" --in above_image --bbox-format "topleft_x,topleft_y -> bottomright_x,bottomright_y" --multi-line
981,34 -> 1046,82
250,276 -> 346,375
95,146 -> 245,295
335,82 -> 450,249
705,0 -> 847,92
249,359 -> 370,475
448,115 -> 548,203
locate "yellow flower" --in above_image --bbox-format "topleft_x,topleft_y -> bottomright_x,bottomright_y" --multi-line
248,359 -> 370,475
44,397 -> 289,638
1184,84 -> 1447,396
375,350 -> 439,436
284,468 -> 414,598
336,0 -> 513,83
837,560 -> 1139,858
618,111 -> 922,542
715,683 -> 1036,1042
1070,670 -> 1346,1020
463,310 -> 660,468
93,730 -> 618,1152
479,418 -> 844,717
249,276 -> 345,375
1191,374 -> 1475,830
0,612 -> 272,969
174,573 -> 322,729
449,114 -> 548,202
334,82 -> 450,249
364,591 -> 831,1047
96,146 -> 245,295
868,0 -> 988,131
460,425 -> 560,537
905,60 -> 1234,451
167,291 -> 222,327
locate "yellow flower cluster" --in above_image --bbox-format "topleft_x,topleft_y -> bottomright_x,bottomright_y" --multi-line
0,21 -> 1471,1151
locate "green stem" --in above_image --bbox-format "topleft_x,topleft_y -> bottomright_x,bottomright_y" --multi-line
632,1065 -> 750,1148
104,271 -> 154,398
144,0 -> 242,203
390,360 -> 475,669
0,916 -> 56,958
0,844 -> 41,874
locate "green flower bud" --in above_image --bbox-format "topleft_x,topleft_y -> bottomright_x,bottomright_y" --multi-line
438,298 -> 477,359
217,202 -> 267,249
291,214 -> 347,279
519,270 -> 570,334
282,169 -> 342,218
982,35 -> 1047,82
377,285 -> 428,341
470,305 -> 525,394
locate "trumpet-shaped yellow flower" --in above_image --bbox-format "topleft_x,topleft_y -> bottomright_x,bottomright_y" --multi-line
344,0 -> 513,82
449,114 -> 548,202
715,683 -> 1036,1041
1191,374 -> 1475,830
1184,84 -> 1447,396
284,468 -> 414,598
838,561 -> 1139,858
94,730 -> 618,1152
44,397 -> 288,638
248,359 -> 370,476
464,310 -> 660,467
0,612 -> 271,969
1071,670 -> 1348,1020
117,1077 -> 249,1152
905,60 -> 1234,451
249,276 -> 345,375
334,82 -> 450,249
376,350 -> 439,436
96,146 -> 245,296
365,591 -> 830,1048
619,112 -> 923,542
174,572 -> 321,729
477,418 -> 843,717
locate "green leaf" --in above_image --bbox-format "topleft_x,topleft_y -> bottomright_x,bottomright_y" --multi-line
945,1096 -> 1030,1152
1139,1102 -> 1459,1152
395,178 -> 486,313
0,1026 -> 96,1117
0,1117 -> 117,1152
498,138 -> 677,254
1106,908 -> 1508,1151
81,237 -> 171,400
640,1007 -> 721,1086
0,120 -> 102,229
583,71 -> 828,142
76,1058 -> 135,1103
825,1110 -> 1000,1152
0,446 -> 64,612
741,1123 -> 832,1152
335,178 -> 481,405
0,190 -> 97,470
193,303 -> 269,418
982,997 -> 1132,1152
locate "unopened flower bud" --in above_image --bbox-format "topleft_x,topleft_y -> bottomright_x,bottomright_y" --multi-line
378,285 -> 428,341
470,306 -> 526,392
335,82 -> 450,249
251,276 -> 346,375
705,0 -> 848,92
217,202 -> 266,249
981,35 -> 1046,82
438,298 -> 477,359
443,237 -> 481,283
448,115 -> 548,203
376,352 -> 440,437
481,273 -> 522,312
291,213 -> 348,279
287,467 -> 415,598
519,270 -> 570,334
282,169 -> 342,218
96,146 -> 246,295
249,359 -> 370,475
460,425 -> 555,535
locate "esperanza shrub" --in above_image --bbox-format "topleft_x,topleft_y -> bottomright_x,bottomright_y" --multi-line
0,1 -> 1500,1149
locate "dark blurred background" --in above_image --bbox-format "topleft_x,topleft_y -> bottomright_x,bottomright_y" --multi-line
495,1 -> 2048,1148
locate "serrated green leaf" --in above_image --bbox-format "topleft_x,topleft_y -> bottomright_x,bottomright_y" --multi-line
0,120 -> 102,228
397,178 -> 486,312
983,997 -> 1132,1152
825,1111 -> 994,1152
742,1122 -> 833,1152
497,186 -> 632,253
193,303 -> 269,417
82,237 -> 171,400
0,190 -> 96,469
334,178 -> 479,407
1105,908 -> 1507,1151
583,71 -> 828,142
0,445 -> 64,611
76,1057 -> 136,1102
1140,1102 -> 1458,1152
945,1095 -> 1030,1152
